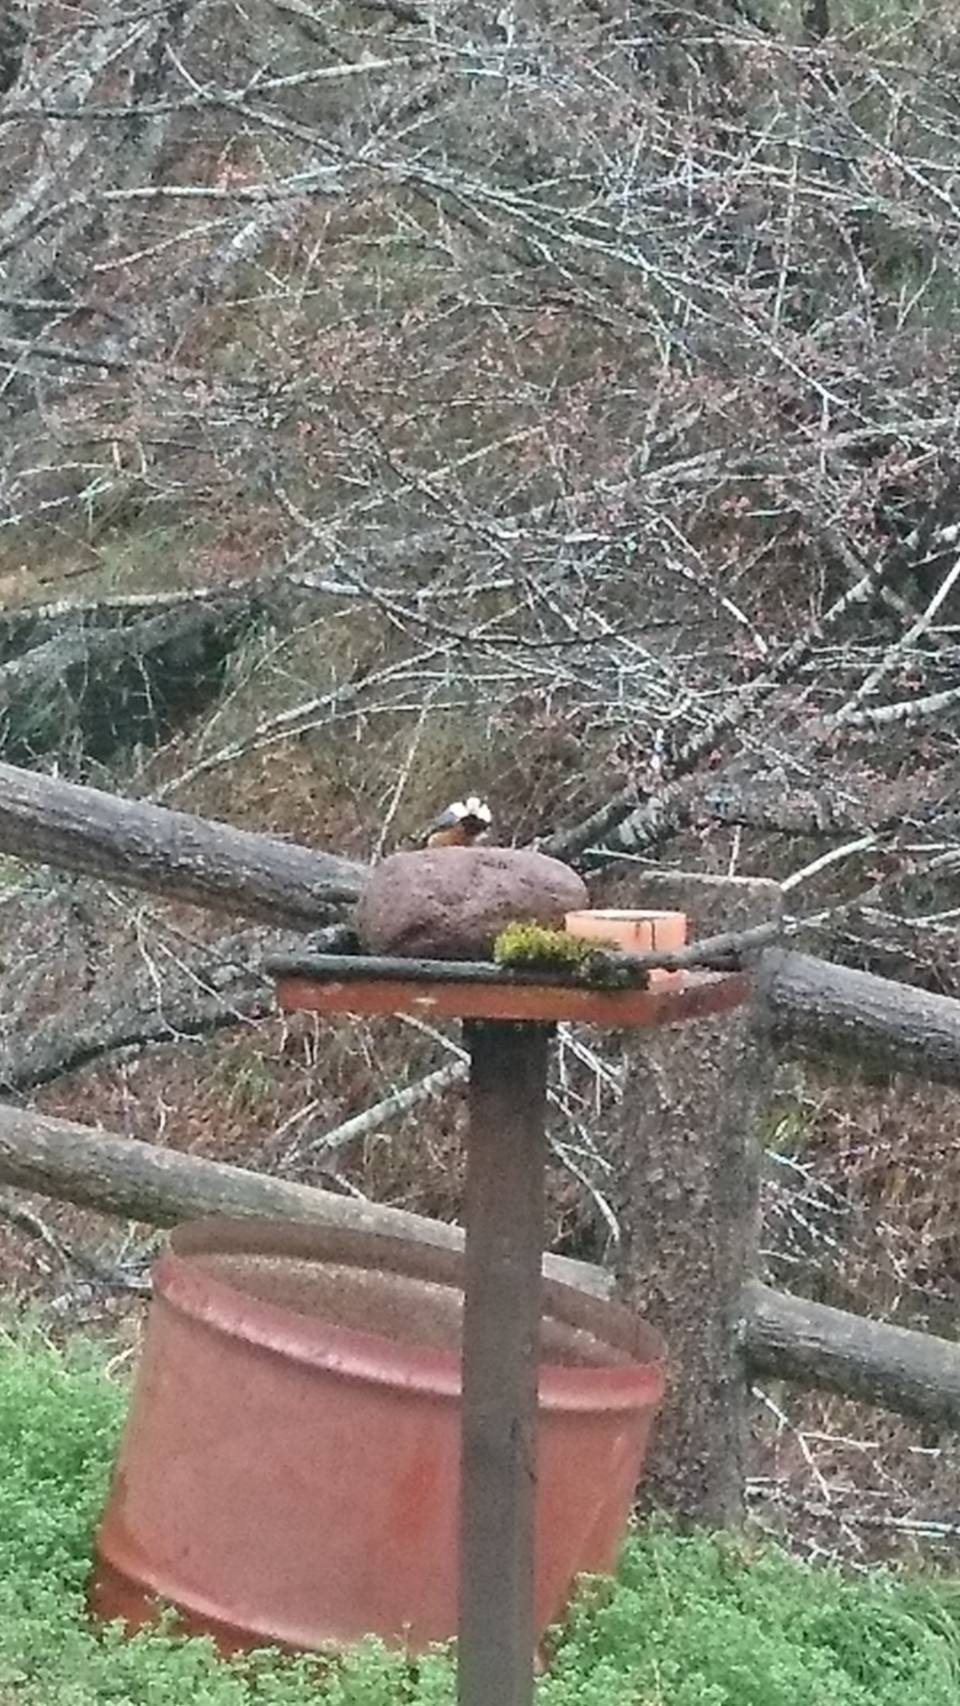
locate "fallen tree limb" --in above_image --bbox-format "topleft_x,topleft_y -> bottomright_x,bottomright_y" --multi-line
0,596 -> 258,765
759,947 -> 960,1088
810,905 -> 960,998
0,1101 -> 603,1294
0,580 -> 263,655
293,1059 -> 468,1161
0,928 -> 279,1093
546,534 -> 933,867
0,1192 -> 149,1293
0,922 -> 368,1094
0,759 -> 368,926
743,1280 -> 960,1429
0,983 -> 271,1093
1,763 -> 958,1090
695,776 -> 873,837
1,1103 -> 959,1427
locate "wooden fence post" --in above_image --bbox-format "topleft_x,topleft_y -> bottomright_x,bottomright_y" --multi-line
607,874 -> 781,1527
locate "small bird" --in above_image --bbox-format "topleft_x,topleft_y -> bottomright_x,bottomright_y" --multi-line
425,795 -> 494,848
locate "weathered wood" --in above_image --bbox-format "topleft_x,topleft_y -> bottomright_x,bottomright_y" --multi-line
0,1101 -> 604,1294
814,904 -> 960,997
0,759 -> 367,926
608,875 -> 781,1527
1,760 -> 959,1093
760,947 -> 960,1088
3,1102 -> 960,1432
459,1022 -> 548,1706
744,1280 -> 960,1429
267,951 -> 627,988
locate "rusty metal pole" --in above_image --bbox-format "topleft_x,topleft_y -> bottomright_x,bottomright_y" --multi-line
458,1020 -> 551,1706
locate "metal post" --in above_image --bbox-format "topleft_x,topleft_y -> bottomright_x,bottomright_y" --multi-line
458,1020 -> 551,1706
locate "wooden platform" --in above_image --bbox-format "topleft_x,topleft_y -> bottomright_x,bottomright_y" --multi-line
269,953 -> 748,1028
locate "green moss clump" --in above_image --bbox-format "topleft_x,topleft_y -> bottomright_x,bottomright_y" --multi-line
493,922 -> 594,972
492,923 -> 639,987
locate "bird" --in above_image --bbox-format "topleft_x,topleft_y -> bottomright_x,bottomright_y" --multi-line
425,795 -> 494,848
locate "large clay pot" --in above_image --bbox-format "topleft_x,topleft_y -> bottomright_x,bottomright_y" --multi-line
89,1218 -> 664,1656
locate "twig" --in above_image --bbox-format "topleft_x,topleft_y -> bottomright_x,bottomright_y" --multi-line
292,1058 -> 467,1160
830,551 -> 960,726
0,1194 -> 150,1292
833,679 -> 960,730
781,835 -> 878,894
266,920 -> 784,988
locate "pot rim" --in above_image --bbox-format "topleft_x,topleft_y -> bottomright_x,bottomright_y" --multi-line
566,909 -> 687,924
156,1218 -> 666,1414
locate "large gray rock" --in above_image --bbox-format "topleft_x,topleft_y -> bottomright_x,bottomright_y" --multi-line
356,847 -> 588,960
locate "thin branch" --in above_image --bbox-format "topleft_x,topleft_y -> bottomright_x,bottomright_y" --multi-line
0,1194 -> 149,1293
831,551 -> 960,726
291,1058 -> 467,1161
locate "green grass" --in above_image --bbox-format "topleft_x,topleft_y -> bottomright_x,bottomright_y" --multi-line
2,1327 -> 960,1704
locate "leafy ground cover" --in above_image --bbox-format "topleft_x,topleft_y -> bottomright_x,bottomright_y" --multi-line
2,1328 -> 959,1705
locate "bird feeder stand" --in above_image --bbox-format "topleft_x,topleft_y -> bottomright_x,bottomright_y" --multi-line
270,952 -> 747,1706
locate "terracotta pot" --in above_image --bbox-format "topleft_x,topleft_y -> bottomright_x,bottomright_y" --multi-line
89,1219 -> 664,1658
565,909 -> 687,985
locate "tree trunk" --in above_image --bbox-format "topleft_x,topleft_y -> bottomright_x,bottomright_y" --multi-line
608,874 -> 780,1526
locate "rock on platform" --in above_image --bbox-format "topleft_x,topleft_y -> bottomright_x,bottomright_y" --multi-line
356,847 -> 588,960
